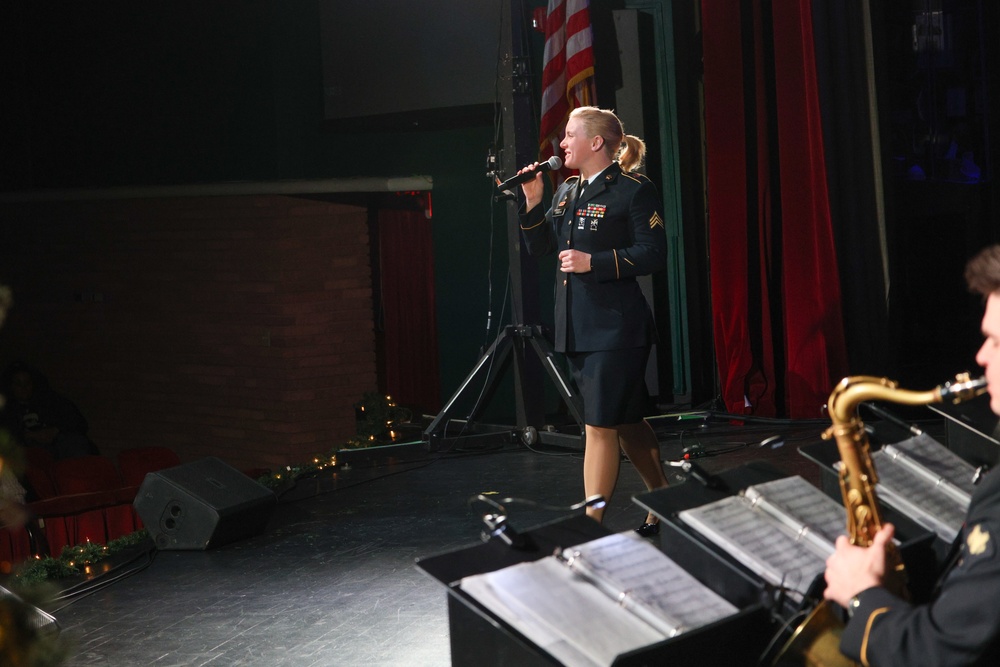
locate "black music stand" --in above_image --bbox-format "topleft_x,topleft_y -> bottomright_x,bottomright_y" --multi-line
416,513 -> 773,667
928,391 -> 1000,467
799,438 -> 961,574
636,461 -> 940,611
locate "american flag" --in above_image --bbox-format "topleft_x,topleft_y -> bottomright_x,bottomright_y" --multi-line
539,0 -> 596,182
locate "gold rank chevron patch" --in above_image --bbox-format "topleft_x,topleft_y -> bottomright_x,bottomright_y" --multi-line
649,211 -> 664,229
968,524 -> 990,556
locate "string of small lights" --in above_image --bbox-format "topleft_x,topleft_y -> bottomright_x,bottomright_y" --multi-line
254,392 -> 412,490
14,529 -> 151,588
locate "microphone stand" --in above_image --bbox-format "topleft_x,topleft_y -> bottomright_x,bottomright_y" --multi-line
422,0 -> 584,452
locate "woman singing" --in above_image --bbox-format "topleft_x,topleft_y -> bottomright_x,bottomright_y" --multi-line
518,106 -> 670,534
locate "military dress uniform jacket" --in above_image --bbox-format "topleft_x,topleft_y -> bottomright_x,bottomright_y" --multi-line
841,468 -> 1000,666
518,164 -> 667,353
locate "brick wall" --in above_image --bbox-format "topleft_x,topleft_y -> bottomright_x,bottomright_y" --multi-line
0,194 -> 376,472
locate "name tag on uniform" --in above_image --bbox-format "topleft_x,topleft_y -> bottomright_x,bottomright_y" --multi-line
553,198 -> 568,216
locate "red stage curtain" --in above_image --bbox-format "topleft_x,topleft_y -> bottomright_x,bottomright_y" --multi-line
703,0 -> 848,418
704,0 -> 760,417
771,0 -> 849,417
377,204 -> 441,413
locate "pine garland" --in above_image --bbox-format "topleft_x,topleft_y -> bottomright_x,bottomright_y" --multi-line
14,530 -> 150,588
254,392 -> 413,490
353,391 -> 412,444
255,455 -> 337,491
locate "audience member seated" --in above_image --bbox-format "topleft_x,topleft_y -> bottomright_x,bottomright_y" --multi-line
1,361 -> 98,461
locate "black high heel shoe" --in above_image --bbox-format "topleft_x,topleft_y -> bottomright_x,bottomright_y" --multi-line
634,520 -> 660,538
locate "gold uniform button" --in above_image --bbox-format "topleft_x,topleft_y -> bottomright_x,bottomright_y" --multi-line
563,279 -> 567,286
848,595 -> 861,618
566,240 -> 571,245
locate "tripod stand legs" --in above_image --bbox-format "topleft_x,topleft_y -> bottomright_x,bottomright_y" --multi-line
423,325 -> 583,448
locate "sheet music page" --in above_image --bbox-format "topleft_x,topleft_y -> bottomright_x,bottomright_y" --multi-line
460,555 -> 666,667
886,432 -> 977,498
458,532 -> 740,667
872,449 -> 967,541
678,495 -> 829,598
742,475 -> 845,553
564,532 -> 739,634
881,444 -> 971,506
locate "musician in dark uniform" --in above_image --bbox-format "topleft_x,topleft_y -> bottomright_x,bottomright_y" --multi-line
518,106 -> 670,533
823,244 -> 1000,666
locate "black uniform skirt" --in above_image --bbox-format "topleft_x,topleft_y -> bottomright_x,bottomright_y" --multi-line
566,346 -> 651,427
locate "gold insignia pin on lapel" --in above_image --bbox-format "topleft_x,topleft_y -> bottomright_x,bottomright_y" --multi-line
649,212 -> 664,229
968,524 -> 990,556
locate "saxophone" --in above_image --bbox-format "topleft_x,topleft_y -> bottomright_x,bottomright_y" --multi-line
774,373 -> 987,666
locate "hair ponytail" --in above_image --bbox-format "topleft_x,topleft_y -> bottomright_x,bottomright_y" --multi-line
617,134 -> 646,173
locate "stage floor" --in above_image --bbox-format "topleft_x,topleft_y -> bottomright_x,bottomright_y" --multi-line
32,413 -> 913,666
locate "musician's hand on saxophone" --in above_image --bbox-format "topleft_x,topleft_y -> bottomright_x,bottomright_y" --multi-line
823,523 -> 895,609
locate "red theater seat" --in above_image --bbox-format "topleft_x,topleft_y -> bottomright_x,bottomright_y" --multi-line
50,456 -> 135,546
118,447 -> 181,488
23,457 -> 70,558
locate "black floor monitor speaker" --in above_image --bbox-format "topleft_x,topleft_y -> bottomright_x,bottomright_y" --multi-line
134,457 -> 277,550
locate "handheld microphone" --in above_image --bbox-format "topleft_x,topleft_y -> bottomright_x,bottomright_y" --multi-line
496,156 -> 563,191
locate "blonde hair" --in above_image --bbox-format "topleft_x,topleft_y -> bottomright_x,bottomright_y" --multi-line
568,106 -> 646,173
